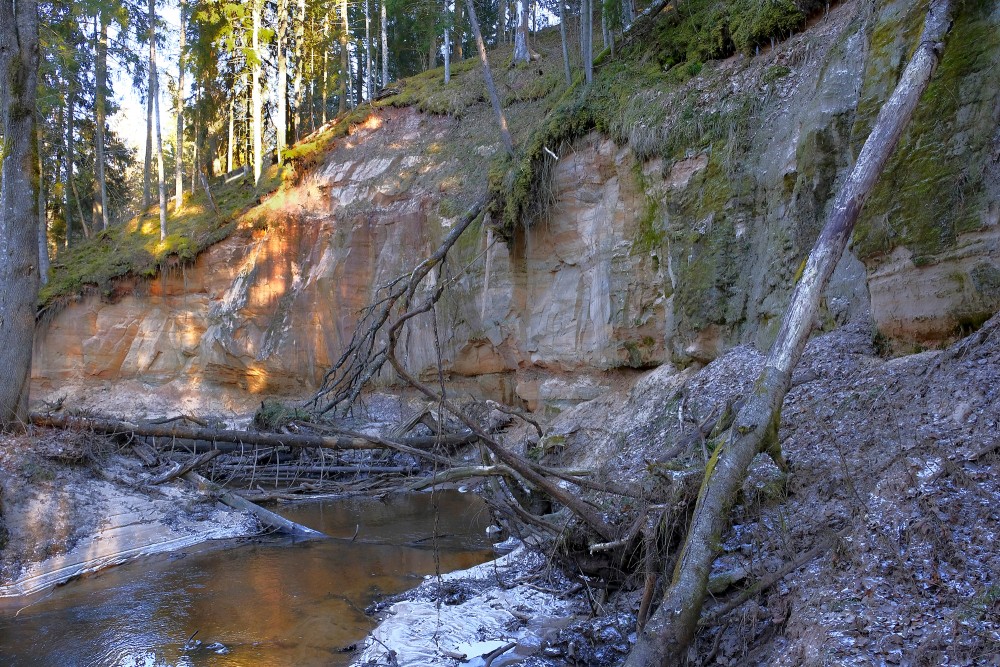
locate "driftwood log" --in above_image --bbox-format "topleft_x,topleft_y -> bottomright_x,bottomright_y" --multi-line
29,413 -> 477,452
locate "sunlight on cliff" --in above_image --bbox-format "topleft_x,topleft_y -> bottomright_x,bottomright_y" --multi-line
245,365 -> 269,393
247,234 -> 292,309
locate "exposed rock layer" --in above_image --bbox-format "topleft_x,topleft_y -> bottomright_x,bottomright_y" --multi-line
32,0 -> 1000,414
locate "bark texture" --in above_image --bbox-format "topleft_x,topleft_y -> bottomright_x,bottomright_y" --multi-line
513,0 -> 530,63
623,2 -> 954,664
0,0 -> 41,428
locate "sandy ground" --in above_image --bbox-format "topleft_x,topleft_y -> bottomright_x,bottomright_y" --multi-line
0,428 -> 259,599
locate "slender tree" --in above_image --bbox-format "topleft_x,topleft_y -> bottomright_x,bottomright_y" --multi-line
63,85 -> 75,247
293,0 -> 306,139
143,14 -> 154,209
251,0 -> 263,183
0,0 -> 41,427
93,10 -> 110,230
465,0 -> 513,157
454,0 -> 463,60
175,0 -> 186,211
339,0 -> 349,113
36,124 -> 50,285
380,0 -> 388,87
443,0 -> 451,84
149,0 -> 167,239
276,0 -> 288,165
559,0 -> 570,85
364,0 -> 372,99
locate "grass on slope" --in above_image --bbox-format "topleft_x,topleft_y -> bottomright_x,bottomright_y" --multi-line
40,166 -> 282,309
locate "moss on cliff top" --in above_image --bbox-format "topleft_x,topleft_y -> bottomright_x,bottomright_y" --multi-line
40,165 -> 282,309
488,0 -> 820,237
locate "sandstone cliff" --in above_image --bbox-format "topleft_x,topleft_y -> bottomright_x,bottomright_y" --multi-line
32,0 -> 1000,416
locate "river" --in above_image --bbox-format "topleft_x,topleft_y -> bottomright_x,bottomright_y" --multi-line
0,490 -> 495,666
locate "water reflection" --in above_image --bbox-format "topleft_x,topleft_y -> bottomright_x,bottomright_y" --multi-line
0,491 -> 494,666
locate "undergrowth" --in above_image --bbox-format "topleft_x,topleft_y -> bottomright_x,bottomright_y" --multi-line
41,165 -> 282,309
488,0 -> 825,237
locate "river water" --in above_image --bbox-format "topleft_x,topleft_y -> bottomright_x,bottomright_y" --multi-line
0,491 -> 495,666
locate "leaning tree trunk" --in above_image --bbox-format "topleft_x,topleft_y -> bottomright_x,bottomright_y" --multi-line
0,0 -> 41,428
465,0 -> 515,157
559,0 -> 571,85
624,2 -> 954,664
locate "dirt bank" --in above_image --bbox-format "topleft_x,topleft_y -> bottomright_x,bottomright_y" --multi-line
0,428 -> 259,599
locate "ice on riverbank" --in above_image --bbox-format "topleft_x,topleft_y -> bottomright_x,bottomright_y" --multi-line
355,546 -> 579,666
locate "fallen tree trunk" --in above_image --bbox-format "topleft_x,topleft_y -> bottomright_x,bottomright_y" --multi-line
29,413 -> 477,452
624,2 -> 954,664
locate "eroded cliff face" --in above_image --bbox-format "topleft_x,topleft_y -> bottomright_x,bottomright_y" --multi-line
32,0 -> 1000,416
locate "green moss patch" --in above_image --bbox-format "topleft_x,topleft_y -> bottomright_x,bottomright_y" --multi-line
41,165 -> 282,309
854,0 -> 1000,263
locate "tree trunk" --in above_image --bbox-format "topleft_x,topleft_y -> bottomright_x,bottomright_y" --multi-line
465,0 -> 514,157
227,92 -> 235,173
321,15 -> 329,124
498,0 -> 506,45
354,40 -> 363,104
0,0 -> 41,428
93,12 -> 109,230
143,23 -> 153,210
251,0 -> 263,184
380,0 -> 388,87
559,0 -> 571,85
150,0 -> 167,241
276,0 -> 288,165
454,0 -> 463,60
293,0 -> 306,140
190,85 -> 199,195
63,86 -> 74,248
443,0 -> 451,83
582,0 -> 593,83
364,0 -> 372,99
623,2 -> 954,664
339,0 -> 349,113
513,0 -> 530,63
622,0 -> 634,27
175,0 -> 186,211
36,125 -> 49,285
